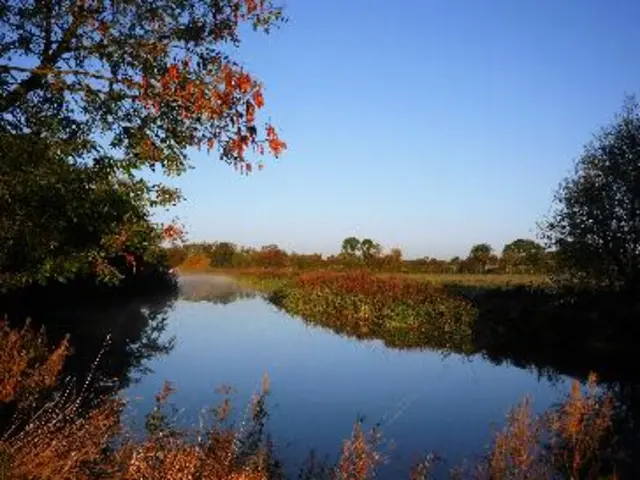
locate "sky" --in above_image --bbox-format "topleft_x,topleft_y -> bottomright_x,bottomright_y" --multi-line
155,0 -> 640,259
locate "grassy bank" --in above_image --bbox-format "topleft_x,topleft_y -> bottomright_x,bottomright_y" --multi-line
176,259 -> 549,290
255,271 -> 478,352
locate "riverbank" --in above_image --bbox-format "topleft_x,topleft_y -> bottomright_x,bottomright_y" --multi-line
219,270 -> 640,384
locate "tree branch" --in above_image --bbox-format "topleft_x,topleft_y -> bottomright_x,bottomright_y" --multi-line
42,0 -> 54,62
0,63 -> 116,83
0,4 -> 87,113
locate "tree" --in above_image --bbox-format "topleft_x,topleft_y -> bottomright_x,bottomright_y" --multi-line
341,237 -> 361,257
389,247 -> 403,263
541,97 -> 640,289
210,242 -> 237,268
0,133 -> 168,289
359,238 -> 381,263
467,243 -> 493,273
381,247 -> 403,271
0,0 -> 286,287
0,0 -> 285,188
449,256 -> 461,273
502,239 -> 545,273
256,244 -> 287,268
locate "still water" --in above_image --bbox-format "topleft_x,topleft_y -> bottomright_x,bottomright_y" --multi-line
119,275 -> 570,477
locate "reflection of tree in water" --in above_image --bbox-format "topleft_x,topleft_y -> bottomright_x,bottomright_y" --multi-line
271,286 -> 640,476
2,288 -> 178,398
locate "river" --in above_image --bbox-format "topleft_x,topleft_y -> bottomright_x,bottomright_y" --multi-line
114,274 -> 570,477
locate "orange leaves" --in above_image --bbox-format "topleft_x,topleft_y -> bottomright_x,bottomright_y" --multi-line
97,22 -> 109,37
244,0 -> 259,14
124,253 -> 137,273
162,223 -> 184,242
252,89 -> 265,108
229,136 -> 249,157
237,72 -> 253,93
245,100 -> 256,124
132,49 -> 285,169
266,123 -> 286,157
167,64 -> 180,82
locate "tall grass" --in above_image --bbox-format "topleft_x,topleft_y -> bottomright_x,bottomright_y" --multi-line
0,323 -> 618,479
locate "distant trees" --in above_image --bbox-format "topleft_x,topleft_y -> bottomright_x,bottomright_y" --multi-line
341,237 -> 361,258
360,239 -> 382,264
502,239 -> 546,274
210,242 -> 237,268
542,97 -> 640,290
169,237 -> 556,275
467,243 -> 494,273
256,244 -> 288,268
339,237 -> 381,265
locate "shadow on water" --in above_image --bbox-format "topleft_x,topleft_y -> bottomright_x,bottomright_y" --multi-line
2,274 -> 639,476
266,282 -> 640,477
467,286 -> 640,478
0,279 -> 180,400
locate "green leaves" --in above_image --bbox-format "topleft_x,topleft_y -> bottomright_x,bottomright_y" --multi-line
542,96 -> 640,290
0,133 -> 168,289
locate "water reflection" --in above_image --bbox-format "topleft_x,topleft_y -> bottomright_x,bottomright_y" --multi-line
4,275 -> 637,477
178,274 -> 257,304
262,281 -> 640,477
2,289 -> 179,396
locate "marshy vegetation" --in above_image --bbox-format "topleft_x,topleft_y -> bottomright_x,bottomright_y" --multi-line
253,271 -> 477,352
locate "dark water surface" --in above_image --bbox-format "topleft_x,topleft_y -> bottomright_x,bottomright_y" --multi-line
114,275 -> 571,477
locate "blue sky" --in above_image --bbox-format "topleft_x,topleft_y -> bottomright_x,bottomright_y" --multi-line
157,0 -> 640,259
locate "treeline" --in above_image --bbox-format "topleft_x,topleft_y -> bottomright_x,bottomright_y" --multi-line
167,236 -> 554,275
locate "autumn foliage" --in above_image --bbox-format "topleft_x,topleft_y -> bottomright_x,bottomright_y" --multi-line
0,0 -> 287,288
0,0 -> 286,175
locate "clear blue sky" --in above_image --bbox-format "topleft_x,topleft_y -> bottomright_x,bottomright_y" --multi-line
155,0 -> 640,259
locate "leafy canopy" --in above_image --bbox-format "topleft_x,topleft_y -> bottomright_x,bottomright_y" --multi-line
0,0 -> 286,200
0,133 -> 167,288
502,239 -> 545,272
0,0 -> 287,288
542,96 -> 640,290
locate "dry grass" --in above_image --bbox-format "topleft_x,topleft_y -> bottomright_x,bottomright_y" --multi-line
0,323 -> 617,480
469,373 -> 615,480
0,319 -> 69,406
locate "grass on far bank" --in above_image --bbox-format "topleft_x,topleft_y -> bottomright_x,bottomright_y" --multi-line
176,257 -> 549,291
